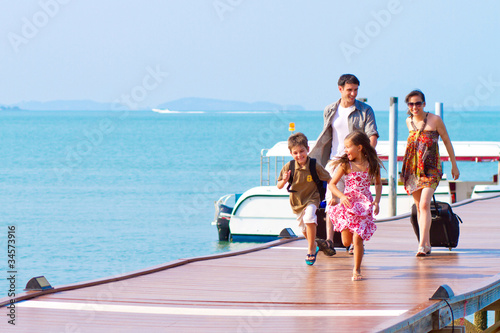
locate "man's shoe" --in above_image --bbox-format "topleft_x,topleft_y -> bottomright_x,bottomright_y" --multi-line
326,240 -> 336,256
316,238 -> 336,256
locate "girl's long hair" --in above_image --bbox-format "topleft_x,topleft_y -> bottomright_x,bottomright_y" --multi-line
332,130 -> 384,178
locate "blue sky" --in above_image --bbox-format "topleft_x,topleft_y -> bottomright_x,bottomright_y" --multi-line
1,0 -> 500,111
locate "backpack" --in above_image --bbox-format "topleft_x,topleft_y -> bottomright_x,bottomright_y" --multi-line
286,158 -> 326,202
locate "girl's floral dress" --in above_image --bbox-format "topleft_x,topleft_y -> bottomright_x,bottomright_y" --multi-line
327,165 -> 377,241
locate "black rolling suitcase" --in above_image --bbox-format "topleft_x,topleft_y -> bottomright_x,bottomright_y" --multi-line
316,207 -> 345,248
410,196 -> 463,249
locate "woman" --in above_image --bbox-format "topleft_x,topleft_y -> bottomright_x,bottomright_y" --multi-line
400,90 -> 460,257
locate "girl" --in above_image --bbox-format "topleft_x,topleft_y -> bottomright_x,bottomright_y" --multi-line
400,90 -> 459,257
327,130 -> 383,281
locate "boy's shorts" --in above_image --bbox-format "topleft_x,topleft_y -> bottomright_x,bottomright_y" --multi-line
297,204 -> 317,233
325,160 -> 345,205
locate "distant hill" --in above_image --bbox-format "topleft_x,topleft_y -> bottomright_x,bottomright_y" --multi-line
0,105 -> 21,111
1,97 -> 305,112
156,97 -> 305,111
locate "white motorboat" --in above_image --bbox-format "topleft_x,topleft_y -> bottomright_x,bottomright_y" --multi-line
213,140 -> 500,242
152,108 -> 204,114
152,108 -> 180,114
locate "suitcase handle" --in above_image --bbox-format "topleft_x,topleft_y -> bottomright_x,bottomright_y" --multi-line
433,195 -> 464,224
431,195 -> 442,217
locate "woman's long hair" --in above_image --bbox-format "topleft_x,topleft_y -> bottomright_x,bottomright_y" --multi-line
332,130 -> 384,178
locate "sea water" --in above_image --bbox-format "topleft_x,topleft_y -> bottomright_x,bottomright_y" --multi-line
1,109 -> 499,297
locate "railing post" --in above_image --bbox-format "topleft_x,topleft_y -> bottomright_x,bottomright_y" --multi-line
435,102 -> 443,119
497,161 -> 500,185
388,97 -> 398,216
260,149 -> 270,186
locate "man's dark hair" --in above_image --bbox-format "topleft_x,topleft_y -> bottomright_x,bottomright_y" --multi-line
338,74 -> 360,87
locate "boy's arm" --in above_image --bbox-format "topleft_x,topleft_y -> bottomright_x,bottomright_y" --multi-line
277,170 -> 291,189
316,163 -> 332,182
277,162 -> 291,189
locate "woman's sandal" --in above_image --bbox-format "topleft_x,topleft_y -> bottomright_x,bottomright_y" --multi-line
416,245 -> 432,257
416,247 -> 427,257
352,273 -> 363,281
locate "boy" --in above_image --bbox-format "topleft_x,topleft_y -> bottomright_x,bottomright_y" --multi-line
277,132 -> 335,265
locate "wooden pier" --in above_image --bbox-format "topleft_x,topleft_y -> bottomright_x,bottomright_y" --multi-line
2,195 -> 500,332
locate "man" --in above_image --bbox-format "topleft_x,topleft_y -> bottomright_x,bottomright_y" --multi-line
310,74 -> 379,256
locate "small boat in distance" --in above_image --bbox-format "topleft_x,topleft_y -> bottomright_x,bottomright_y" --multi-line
152,108 -> 180,114
152,108 -> 205,114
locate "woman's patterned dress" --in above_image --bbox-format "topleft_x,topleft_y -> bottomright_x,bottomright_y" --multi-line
401,113 -> 443,194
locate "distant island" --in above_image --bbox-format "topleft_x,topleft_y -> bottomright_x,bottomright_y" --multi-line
1,100 -> 124,111
1,98 -> 498,112
156,97 -> 304,112
0,98 -> 305,112
0,105 -> 21,111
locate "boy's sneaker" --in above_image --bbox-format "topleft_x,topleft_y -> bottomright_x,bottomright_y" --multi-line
316,238 -> 336,256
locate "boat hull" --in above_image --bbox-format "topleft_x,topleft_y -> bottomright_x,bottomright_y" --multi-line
224,183 -> 451,241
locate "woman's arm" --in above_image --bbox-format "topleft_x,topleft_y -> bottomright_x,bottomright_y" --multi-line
436,116 -> 460,180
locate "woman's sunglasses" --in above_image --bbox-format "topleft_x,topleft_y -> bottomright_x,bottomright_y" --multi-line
407,101 -> 424,107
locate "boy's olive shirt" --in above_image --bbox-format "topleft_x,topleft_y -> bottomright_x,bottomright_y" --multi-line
278,157 -> 331,214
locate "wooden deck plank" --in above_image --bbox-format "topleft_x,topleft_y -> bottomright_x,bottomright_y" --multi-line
2,195 -> 500,332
